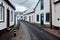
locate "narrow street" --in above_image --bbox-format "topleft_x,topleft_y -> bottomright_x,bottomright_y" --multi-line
20,21 -> 60,40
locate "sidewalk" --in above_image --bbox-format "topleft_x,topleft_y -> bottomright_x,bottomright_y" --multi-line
29,22 -> 60,38
43,28 -> 60,38
12,22 -> 31,40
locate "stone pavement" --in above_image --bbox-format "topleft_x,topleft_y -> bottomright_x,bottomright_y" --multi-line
44,28 -> 60,38
12,22 -> 31,40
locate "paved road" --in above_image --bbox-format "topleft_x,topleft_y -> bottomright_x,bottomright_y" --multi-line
21,21 -> 60,40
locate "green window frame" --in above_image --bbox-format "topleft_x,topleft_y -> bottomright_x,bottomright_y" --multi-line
36,15 -> 39,22
41,0 -> 44,10
46,13 -> 49,22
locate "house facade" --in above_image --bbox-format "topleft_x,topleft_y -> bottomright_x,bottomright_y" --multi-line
15,12 -> 24,24
52,0 -> 60,28
35,0 -> 50,26
0,0 -> 15,31
23,0 -> 60,29
24,0 -> 50,27
24,9 -> 35,22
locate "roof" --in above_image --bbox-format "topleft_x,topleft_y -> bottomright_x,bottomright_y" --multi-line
54,0 -> 60,4
33,0 -> 40,10
24,10 -> 35,15
4,0 -> 16,10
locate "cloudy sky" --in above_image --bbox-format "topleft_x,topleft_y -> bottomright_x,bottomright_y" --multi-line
9,0 -> 39,12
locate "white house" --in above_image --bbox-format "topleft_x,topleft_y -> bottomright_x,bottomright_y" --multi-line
23,0 -> 60,29
15,12 -> 24,24
23,9 -> 35,22
0,0 -> 15,31
23,0 -> 50,27
35,0 -> 50,26
52,0 -> 60,28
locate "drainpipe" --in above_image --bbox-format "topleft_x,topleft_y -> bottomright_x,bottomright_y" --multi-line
50,0 -> 52,29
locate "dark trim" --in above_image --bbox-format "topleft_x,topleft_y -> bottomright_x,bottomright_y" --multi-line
52,25 -> 59,30
9,24 -> 15,28
46,13 -> 49,22
4,0 -> 16,10
0,3 -> 5,22
41,0 -> 44,10
54,0 -> 60,4
33,0 -> 40,10
7,9 -> 10,28
24,10 -> 35,15
36,14 -> 39,22
7,24 -> 15,31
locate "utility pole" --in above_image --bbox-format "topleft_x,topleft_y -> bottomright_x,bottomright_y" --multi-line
50,0 -> 52,29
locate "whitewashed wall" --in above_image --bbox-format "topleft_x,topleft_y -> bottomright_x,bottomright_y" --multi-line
52,2 -> 60,27
43,0 -> 50,25
0,0 -> 15,30
34,1 -> 40,23
16,15 -> 20,24
27,13 -> 35,23
34,0 -> 50,25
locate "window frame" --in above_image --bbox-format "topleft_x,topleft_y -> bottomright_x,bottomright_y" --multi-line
36,14 -> 39,22
11,11 -> 13,22
46,13 -> 49,22
0,3 -> 5,22
41,0 -> 44,10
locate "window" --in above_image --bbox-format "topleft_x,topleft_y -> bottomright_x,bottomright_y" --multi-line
21,16 -> 23,18
11,11 -> 13,22
32,15 -> 33,21
41,0 -> 44,10
0,3 -> 4,22
46,13 -> 49,22
36,15 -> 39,22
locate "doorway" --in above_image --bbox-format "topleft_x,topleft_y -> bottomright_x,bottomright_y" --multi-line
7,9 -> 10,27
41,14 -> 44,25
29,16 -> 31,22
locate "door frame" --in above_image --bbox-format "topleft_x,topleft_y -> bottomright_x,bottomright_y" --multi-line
29,16 -> 31,22
41,14 -> 44,25
7,9 -> 10,27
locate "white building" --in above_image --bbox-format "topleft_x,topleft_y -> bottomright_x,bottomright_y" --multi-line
24,9 -> 35,22
24,0 -> 50,27
52,0 -> 60,28
0,0 -> 15,31
36,0 -> 50,26
23,0 -> 60,29
15,12 -> 24,24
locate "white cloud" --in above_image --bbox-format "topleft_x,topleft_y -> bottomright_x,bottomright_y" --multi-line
9,0 -> 39,12
15,5 -> 27,12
